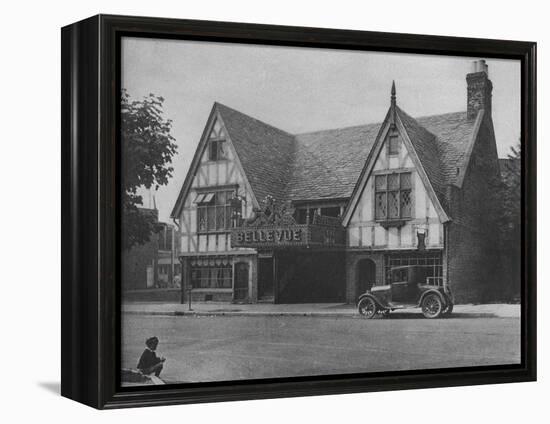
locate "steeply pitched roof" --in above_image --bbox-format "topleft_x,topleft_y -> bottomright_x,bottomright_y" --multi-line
216,103 -> 295,203
417,111 -> 477,186
396,108 -> 477,212
174,102 -> 480,217
289,124 -> 380,201
288,109 -> 478,213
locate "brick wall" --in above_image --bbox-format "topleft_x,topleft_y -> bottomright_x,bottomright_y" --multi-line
447,117 -> 503,303
466,72 -> 493,120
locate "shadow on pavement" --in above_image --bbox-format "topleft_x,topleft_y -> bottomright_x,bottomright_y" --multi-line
37,381 -> 60,395
383,312 -> 498,319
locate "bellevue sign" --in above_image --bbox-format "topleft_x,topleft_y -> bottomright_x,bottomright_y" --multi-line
230,224 -> 345,249
229,197 -> 345,249
233,227 -> 303,246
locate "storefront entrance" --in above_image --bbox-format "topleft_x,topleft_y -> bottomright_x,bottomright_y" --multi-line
275,251 -> 345,303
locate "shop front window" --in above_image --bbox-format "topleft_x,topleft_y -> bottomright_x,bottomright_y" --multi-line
384,252 -> 442,285
191,265 -> 232,289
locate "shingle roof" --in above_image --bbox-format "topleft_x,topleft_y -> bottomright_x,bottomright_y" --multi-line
417,111 -> 476,186
289,123 -> 380,201
216,103 -> 295,203
396,108 -> 477,212
215,102 -> 478,214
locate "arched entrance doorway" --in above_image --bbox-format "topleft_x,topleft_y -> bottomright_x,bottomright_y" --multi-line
356,259 -> 376,298
234,262 -> 249,301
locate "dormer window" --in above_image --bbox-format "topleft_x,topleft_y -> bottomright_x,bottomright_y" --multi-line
209,140 -> 226,161
208,119 -> 227,161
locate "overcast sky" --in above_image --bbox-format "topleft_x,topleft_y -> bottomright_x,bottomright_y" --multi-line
121,37 -> 521,224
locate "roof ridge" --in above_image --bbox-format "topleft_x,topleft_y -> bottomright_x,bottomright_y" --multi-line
294,110 -> 467,139
414,110 -> 467,121
294,122 -> 378,137
216,102 -> 468,141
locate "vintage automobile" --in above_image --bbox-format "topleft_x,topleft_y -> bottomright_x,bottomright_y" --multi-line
357,265 -> 453,319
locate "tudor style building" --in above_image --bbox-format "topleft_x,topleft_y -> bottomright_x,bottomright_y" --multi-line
171,59 -> 503,304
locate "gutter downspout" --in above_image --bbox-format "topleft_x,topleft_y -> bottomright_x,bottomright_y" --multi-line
444,222 -> 450,295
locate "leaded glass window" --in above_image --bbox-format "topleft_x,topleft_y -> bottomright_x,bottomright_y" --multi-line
375,192 -> 387,220
388,191 -> 399,218
374,172 -> 413,220
400,190 -> 412,218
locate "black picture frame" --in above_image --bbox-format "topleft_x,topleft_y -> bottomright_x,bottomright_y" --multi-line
61,14 -> 537,409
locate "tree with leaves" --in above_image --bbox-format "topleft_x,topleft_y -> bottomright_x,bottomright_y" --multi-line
121,90 -> 178,250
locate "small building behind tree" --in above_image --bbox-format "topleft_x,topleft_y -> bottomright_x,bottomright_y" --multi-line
122,207 -> 180,300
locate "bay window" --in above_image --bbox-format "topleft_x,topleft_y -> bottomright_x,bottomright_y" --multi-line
196,189 -> 235,232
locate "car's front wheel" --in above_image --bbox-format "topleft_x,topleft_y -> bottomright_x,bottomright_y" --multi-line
358,297 -> 377,319
421,293 -> 443,319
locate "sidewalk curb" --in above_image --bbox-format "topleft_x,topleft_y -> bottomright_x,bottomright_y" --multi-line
123,310 -> 363,319
122,310 -> 518,319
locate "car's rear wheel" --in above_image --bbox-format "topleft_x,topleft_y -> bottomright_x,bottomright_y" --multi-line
358,297 -> 377,319
442,302 -> 454,316
421,293 -> 443,319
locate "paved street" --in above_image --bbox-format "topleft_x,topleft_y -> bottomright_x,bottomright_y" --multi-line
121,312 -> 521,384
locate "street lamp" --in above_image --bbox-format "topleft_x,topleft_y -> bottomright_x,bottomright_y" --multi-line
187,285 -> 193,311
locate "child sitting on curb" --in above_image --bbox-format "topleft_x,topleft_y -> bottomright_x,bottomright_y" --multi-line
137,336 -> 166,377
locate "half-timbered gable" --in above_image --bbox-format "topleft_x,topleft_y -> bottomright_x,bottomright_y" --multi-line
172,106 -> 257,255
345,104 -> 447,251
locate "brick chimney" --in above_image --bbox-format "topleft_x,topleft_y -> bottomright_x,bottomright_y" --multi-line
466,59 -> 492,120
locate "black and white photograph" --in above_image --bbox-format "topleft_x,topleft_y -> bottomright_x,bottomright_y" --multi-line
1,0 -> 544,419
120,38 -> 523,386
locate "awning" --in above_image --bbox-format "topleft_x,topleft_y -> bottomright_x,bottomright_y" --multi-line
194,192 -> 215,204
190,256 -> 231,267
